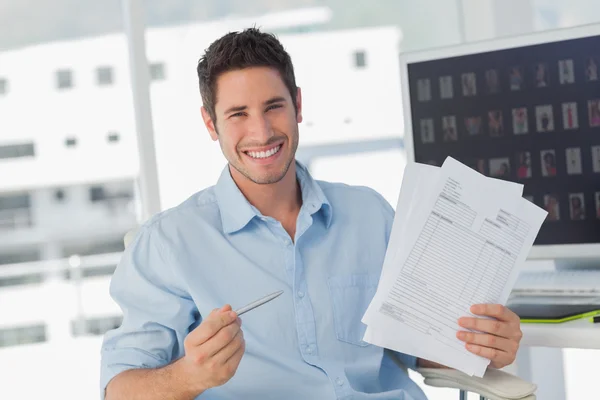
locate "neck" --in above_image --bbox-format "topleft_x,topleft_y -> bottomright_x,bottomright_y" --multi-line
230,161 -> 302,222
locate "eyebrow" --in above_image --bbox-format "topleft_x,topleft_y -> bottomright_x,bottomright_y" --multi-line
264,96 -> 286,106
224,97 -> 287,115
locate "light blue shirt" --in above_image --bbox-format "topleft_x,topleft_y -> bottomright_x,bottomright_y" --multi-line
100,161 -> 427,400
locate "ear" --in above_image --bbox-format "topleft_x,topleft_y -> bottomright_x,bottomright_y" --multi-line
201,106 -> 218,141
295,87 -> 303,124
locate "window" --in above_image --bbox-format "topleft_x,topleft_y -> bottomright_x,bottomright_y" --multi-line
0,274 -> 44,288
0,78 -> 7,95
81,264 -> 117,278
149,62 -> 166,81
56,69 -> 73,89
0,193 -> 33,230
64,238 -> 125,257
107,132 -> 120,143
54,189 -> 65,201
97,66 -> 113,86
65,264 -> 117,280
0,324 -> 47,348
354,50 -> 367,68
65,137 -> 77,147
71,315 -> 122,337
0,143 -> 35,159
0,248 -> 39,265
0,193 -> 31,210
89,182 -> 134,203
89,186 -> 105,202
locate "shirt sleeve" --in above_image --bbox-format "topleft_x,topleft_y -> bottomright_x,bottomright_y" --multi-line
375,191 -> 419,371
392,351 -> 418,370
99,222 -> 197,399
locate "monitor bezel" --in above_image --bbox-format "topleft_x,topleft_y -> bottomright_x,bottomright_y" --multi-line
399,23 -> 600,261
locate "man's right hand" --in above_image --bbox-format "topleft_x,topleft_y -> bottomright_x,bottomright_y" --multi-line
179,304 -> 245,394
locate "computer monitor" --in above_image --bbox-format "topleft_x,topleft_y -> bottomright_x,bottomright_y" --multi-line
399,23 -> 600,267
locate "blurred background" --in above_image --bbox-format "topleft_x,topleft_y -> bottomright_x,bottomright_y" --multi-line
0,0 -> 599,398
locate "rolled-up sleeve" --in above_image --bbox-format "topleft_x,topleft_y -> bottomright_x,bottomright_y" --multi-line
392,351 -> 418,370
100,222 -> 196,398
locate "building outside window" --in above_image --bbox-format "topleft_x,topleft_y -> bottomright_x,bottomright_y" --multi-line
96,66 -> 114,86
0,324 -> 47,348
0,78 -> 8,95
56,69 -> 73,89
0,143 -> 35,159
354,50 -> 367,68
149,62 -> 166,81
107,132 -> 120,143
0,193 -> 33,230
71,315 -> 122,337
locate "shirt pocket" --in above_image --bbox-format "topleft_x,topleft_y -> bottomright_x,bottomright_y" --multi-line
327,273 -> 379,347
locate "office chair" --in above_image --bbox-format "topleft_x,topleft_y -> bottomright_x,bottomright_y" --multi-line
386,344 -> 536,399
123,229 -> 537,399
416,364 -> 536,399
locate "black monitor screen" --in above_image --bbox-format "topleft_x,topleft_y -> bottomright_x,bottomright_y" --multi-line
406,34 -> 600,245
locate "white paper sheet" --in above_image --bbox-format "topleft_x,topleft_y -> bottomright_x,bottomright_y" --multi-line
362,157 -> 547,377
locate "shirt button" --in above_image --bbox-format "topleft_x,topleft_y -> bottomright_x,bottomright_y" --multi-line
336,377 -> 344,386
297,291 -> 305,298
305,345 -> 313,354
283,238 -> 292,246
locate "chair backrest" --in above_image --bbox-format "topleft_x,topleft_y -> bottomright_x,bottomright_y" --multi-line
123,227 -> 139,248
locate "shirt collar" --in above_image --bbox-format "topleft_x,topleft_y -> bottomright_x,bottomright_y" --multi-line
296,161 -> 333,229
214,160 -> 332,234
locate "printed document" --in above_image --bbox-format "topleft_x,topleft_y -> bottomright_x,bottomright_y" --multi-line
362,157 -> 547,377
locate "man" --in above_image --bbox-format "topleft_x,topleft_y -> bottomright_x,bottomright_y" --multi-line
101,28 -> 523,400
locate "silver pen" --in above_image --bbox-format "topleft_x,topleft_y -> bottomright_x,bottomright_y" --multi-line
234,290 -> 284,316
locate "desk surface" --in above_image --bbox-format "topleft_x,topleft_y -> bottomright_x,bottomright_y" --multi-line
521,317 -> 600,349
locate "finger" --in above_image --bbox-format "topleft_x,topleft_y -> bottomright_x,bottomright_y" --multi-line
187,307 -> 238,346
224,337 -> 246,368
213,328 -> 244,365
209,304 -> 231,315
200,320 -> 242,360
457,331 -> 518,354
458,317 -> 515,339
464,343 -> 513,366
470,304 -> 519,323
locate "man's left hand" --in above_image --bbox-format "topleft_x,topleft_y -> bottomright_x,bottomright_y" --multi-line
457,304 -> 522,369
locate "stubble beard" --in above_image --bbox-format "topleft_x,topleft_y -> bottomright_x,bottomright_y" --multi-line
227,128 -> 299,185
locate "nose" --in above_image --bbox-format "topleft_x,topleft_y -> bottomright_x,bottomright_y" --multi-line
247,114 -> 274,142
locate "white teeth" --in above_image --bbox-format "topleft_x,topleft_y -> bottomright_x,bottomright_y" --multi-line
247,145 -> 280,159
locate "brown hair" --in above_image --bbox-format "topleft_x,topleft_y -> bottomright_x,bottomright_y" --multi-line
197,28 -> 298,123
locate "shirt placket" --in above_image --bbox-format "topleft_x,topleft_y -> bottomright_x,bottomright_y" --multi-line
290,210 -> 353,399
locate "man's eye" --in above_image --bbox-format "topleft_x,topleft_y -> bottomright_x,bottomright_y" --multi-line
266,104 -> 282,111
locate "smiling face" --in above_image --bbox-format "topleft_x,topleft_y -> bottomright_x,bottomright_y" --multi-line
202,66 -> 302,185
